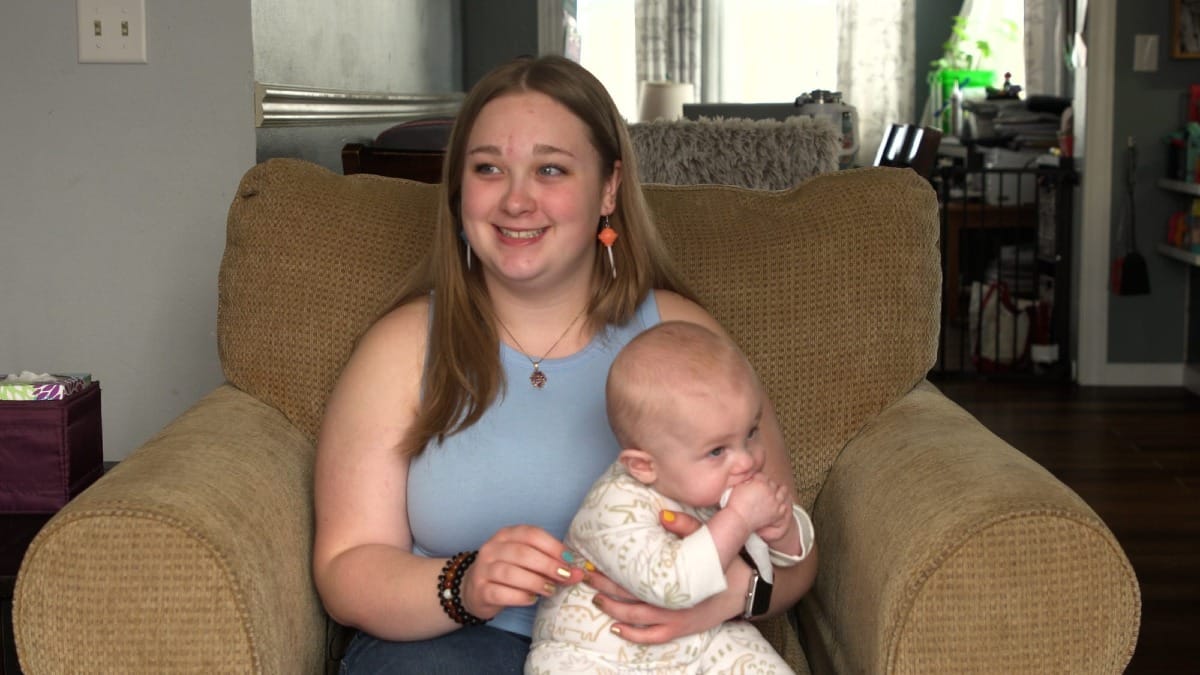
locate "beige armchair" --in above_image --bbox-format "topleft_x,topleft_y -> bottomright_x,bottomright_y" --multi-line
14,159 -> 1139,673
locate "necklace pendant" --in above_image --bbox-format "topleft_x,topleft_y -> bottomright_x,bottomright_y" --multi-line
529,364 -> 547,389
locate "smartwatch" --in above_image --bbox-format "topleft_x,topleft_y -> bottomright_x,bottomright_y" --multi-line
738,549 -> 772,619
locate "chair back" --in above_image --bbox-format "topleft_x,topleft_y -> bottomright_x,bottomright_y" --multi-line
218,160 -> 941,510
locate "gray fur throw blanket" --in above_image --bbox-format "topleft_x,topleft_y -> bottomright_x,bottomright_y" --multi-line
629,116 -> 840,190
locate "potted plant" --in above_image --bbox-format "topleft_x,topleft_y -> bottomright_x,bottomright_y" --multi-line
928,15 -> 999,132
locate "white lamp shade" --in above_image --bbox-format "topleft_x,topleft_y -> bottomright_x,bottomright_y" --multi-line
638,81 -> 695,122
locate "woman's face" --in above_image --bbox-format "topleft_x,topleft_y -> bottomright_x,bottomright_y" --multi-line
459,91 -> 620,295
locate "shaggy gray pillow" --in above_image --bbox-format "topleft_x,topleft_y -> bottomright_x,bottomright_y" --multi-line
629,115 -> 840,190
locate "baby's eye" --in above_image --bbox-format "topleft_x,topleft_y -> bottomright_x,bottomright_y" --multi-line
539,164 -> 566,177
708,447 -> 725,458
747,425 -> 759,441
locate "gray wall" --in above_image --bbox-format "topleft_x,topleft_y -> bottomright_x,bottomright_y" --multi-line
253,0 -> 462,171
461,0 -> 539,89
914,0 -> 965,119
0,1 -> 256,460
253,0 -> 460,93
1107,4 -> 1192,362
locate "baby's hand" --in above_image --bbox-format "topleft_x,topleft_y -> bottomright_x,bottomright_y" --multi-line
724,473 -> 791,535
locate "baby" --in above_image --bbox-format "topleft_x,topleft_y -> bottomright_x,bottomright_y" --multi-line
527,321 -> 814,674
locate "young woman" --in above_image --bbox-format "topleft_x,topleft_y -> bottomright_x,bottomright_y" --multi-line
311,55 -> 816,673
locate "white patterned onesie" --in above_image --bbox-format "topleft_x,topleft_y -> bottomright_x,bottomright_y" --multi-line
526,463 -> 813,674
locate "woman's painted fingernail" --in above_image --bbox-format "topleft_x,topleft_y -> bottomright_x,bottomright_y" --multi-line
561,550 -> 577,564
610,625 -> 622,636
592,595 -> 603,608
543,582 -> 556,595
556,567 -> 572,579
583,561 -> 596,572
662,510 -> 676,522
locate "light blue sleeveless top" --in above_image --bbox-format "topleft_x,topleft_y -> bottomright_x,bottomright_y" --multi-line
408,293 -> 661,637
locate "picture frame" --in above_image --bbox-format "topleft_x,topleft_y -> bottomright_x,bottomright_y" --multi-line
1173,0 -> 1200,58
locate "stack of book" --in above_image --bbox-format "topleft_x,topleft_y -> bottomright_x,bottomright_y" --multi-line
964,96 -> 1068,150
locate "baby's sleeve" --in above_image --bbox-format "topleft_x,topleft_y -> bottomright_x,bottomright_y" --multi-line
569,480 -> 728,609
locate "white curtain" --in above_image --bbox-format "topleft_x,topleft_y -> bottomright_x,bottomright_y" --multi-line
635,0 -> 702,98
633,0 -> 914,163
1023,0 -> 1066,96
836,0 -> 916,164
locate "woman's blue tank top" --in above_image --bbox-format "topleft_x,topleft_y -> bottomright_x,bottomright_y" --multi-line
408,293 -> 661,637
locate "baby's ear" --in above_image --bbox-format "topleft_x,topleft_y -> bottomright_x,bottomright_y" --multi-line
618,448 -> 657,485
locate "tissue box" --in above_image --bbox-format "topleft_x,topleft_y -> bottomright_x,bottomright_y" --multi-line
0,381 -> 103,513
0,373 -> 92,401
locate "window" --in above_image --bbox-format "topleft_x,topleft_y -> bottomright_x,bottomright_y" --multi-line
576,1 -> 1027,126
710,0 -> 838,104
577,0 -> 638,120
578,0 -> 840,122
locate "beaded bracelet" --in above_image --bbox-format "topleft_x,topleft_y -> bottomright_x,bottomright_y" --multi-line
437,550 -> 487,626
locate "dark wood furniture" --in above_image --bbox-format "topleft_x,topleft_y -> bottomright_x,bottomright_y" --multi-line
341,144 -> 446,183
2,514 -> 53,675
341,116 -> 452,183
942,201 -> 1037,323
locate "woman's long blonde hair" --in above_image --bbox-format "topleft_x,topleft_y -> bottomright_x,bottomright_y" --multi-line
395,55 -> 695,457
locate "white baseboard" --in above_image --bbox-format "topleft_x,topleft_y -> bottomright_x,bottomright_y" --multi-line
1078,362 -> 1186,387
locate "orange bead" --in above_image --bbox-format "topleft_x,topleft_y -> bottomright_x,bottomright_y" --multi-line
598,226 -> 618,247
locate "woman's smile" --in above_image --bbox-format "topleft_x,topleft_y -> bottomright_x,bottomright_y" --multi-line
496,225 -> 548,241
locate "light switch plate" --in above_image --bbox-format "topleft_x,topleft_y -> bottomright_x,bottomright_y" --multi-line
1133,34 -> 1158,72
77,0 -> 147,64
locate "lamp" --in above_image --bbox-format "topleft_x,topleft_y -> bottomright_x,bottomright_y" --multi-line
638,81 -> 694,122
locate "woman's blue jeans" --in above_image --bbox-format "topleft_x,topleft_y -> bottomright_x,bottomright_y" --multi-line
340,626 -> 530,674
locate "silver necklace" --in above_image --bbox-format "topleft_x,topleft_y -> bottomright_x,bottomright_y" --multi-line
496,308 -> 587,389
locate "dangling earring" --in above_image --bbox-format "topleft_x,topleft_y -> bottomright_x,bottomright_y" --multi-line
459,230 -> 472,270
597,216 -> 618,279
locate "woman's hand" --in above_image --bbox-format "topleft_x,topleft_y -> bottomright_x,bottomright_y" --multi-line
587,509 -> 747,644
461,525 -> 586,619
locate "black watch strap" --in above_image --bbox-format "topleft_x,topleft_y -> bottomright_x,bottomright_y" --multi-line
738,548 -> 773,618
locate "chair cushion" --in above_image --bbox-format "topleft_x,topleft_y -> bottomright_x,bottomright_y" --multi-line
219,160 -> 940,509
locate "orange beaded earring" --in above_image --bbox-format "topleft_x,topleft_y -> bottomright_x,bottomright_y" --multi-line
597,216 -> 617,279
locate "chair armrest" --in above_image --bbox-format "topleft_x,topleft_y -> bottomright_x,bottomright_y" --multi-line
797,382 -> 1139,675
15,385 -> 328,674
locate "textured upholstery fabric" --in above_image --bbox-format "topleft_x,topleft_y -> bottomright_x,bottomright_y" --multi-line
14,159 -> 1139,674
629,116 -> 840,190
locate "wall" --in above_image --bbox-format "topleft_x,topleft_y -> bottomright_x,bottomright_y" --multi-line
0,1 -> 256,460
1106,4 -> 1191,363
914,0 -> 965,119
461,0 -> 540,90
252,0 -> 462,172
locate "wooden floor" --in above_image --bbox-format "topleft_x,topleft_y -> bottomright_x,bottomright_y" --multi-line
935,378 -> 1200,674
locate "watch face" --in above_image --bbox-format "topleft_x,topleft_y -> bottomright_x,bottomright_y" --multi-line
751,575 -> 773,617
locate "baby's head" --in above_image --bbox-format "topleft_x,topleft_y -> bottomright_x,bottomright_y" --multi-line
606,321 -> 765,508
